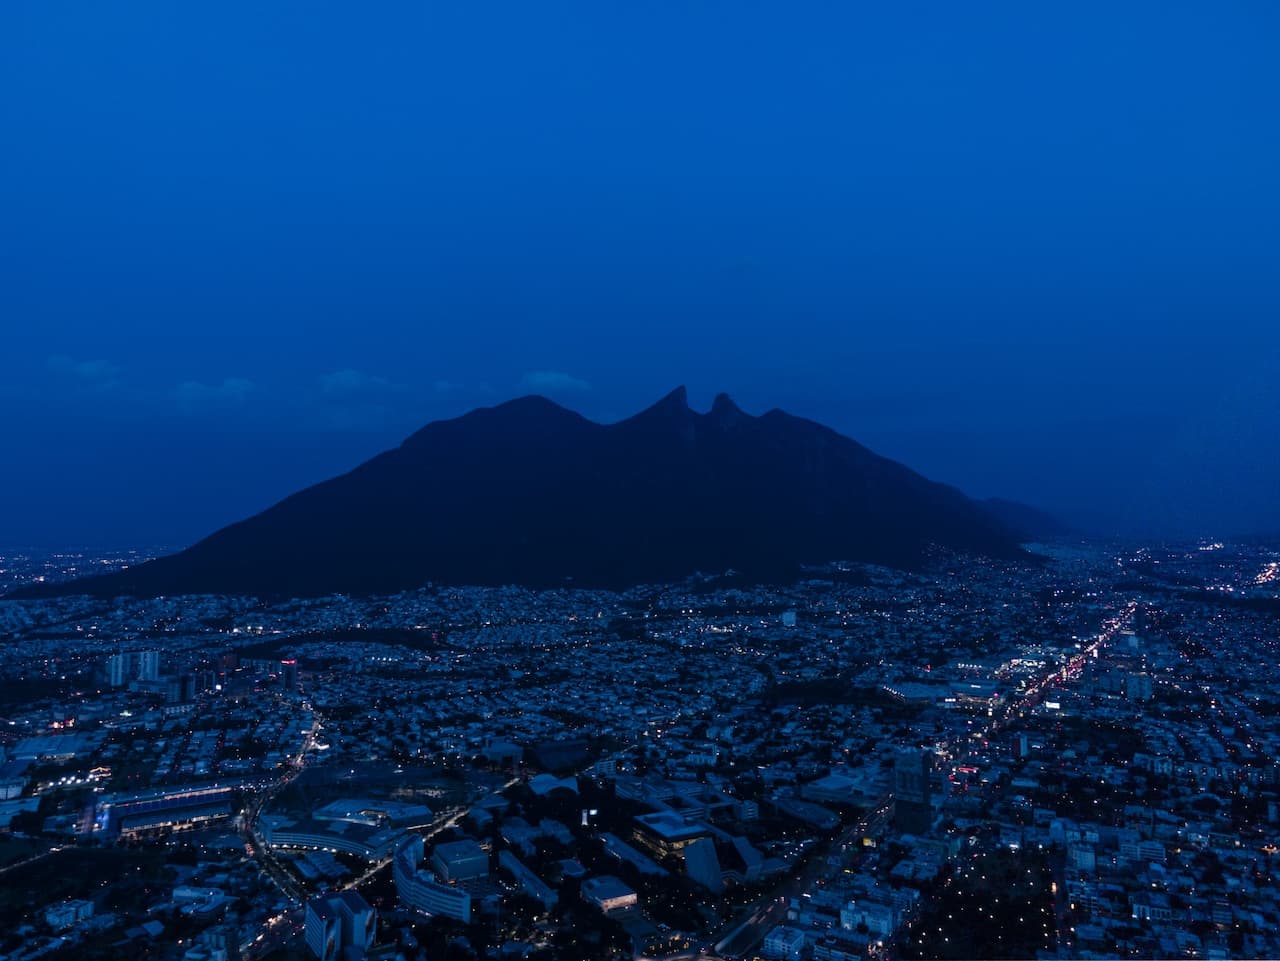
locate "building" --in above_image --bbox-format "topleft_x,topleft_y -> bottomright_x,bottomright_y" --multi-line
1068,842 -> 1096,872
281,659 -> 299,689
769,796 -> 840,831
632,810 -> 709,858
313,797 -> 433,830
108,650 -> 161,685
601,832 -> 668,876
763,925 -> 806,961
840,898 -> 896,937
45,899 -> 94,930
305,891 -> 375,960
305,896 -> 340,960
181,927 -> 232,961
13,734 -> 91,762
581,875 -> 638,913
108,653 -> 131,687
394,835 -> 475,922
592,757 -> 617,778
99,784 -> 234,838
336,891 -> 376,956
260,814 -> 401,861
138,650 -> 161,682
892,748 -> 932,834
166,674 -> 197,704
498,850 -> 558,909
431,838 -> 488,882
1126,672 -> 1154,701
683,836 -> 724,893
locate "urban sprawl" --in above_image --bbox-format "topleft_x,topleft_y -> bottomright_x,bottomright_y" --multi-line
0,541 -> 1277,961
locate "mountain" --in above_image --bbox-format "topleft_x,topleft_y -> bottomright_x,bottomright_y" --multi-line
9,388 -> 1032,599
981,497 -> 1073,540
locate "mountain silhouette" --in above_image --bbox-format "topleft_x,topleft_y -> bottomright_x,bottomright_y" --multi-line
10,388 -> 1032,599
982,497 -> 1073,540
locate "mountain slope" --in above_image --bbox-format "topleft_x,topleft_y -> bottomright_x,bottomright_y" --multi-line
982,497 -> 1073,540
10,388 -> 1030,598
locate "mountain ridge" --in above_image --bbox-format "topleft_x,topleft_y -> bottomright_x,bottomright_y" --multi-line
8,389 -> 1040,600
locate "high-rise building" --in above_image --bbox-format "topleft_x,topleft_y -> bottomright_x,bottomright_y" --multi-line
281,659 -> 298,690
165,674 -> 197,704
138,651 -> 161,682
305,897 -> 340,961
892,748 -> 932,834
305,891 -> 375,960
108,653 -> 131,687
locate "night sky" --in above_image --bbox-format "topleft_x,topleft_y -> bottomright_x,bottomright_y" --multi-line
3,1 -> 1278,548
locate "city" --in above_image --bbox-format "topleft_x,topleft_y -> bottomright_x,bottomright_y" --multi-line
1,539 -> 1277,960
6,3 -> 1278,959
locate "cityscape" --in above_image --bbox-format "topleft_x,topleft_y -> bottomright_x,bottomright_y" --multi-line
6,2 -> 1279,959
1,538 -> 1278,959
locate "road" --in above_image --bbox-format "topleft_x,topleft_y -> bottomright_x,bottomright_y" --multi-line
0,844 -> 64,878
240,606 -> 1136,960
242,770 -> 517,957
711,796 -> 893,958
708,603 -> 1136,960
237,709 -> 324,956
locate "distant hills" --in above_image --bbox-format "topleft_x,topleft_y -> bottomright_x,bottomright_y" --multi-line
9,388 -> 1050,600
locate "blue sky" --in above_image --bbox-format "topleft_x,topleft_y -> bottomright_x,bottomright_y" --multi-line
2,1 -> 1278,547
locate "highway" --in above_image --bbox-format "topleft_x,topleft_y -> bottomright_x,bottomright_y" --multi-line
706,602 -> 1136,960
237,710 -> 324,957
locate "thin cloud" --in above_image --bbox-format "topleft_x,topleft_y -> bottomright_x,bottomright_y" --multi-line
47,354 -> 121,388
174,377 -> 253,413
519,370 -> 591,393
321,368 -> 397,394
